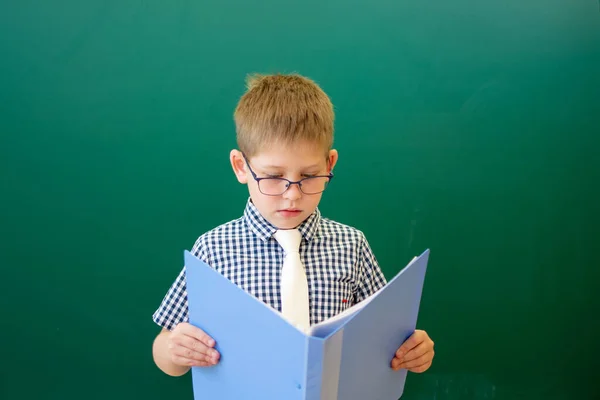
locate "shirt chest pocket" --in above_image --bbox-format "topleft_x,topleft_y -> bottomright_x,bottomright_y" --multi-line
311,279 -> 355,316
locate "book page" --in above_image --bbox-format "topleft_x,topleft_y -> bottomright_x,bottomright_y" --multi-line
308,256 -> 418,338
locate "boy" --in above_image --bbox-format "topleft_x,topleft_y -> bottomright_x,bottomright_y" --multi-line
152,73 -> 435,378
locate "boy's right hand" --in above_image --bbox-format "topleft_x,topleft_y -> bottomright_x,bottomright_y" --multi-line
167,322 -> 220,367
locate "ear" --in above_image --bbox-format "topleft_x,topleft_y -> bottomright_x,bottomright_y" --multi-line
230,150 -> 249,184
327,149 -> 339,173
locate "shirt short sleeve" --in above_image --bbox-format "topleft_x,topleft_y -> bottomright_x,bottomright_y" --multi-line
354,233 -> 387,303
151,238 -> 210,331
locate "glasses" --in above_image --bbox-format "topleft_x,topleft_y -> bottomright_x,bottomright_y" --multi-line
242,153 -> 334,196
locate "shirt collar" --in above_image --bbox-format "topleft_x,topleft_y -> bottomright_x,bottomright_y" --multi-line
243,198 -> 321,243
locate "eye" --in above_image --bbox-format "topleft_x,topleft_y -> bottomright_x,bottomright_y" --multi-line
302,174 -> 317,178
266,174 -> 283,178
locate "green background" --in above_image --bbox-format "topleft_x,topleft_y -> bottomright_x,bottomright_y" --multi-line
1,0 -> 599,399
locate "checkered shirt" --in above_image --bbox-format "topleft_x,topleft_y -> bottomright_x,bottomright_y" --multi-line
152,199 -> 387,331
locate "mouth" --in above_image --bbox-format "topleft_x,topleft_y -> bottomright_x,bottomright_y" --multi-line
278,209 -> 302,217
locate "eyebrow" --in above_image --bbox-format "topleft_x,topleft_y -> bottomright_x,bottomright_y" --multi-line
259,163 -> 322,170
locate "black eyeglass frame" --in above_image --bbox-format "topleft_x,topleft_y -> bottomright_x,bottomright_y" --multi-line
241,152 -> 334,196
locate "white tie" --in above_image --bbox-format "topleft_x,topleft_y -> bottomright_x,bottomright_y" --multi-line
273,229 -> 310,332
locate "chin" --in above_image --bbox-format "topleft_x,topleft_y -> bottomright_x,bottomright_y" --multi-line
276,221 -> 299,230
274,216 -> 304,230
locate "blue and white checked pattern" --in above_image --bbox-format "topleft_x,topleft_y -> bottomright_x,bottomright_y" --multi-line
152,199 -> 387,330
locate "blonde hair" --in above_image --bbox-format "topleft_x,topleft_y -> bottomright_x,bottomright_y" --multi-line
233,73 -> 334,157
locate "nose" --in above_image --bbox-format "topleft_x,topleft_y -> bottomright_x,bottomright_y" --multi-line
283,182 -> 302,200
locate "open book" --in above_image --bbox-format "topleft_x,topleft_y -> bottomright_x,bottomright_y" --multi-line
184,249 -> 429,400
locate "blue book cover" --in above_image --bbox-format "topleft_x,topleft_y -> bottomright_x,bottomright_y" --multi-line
184,249 -> 429,400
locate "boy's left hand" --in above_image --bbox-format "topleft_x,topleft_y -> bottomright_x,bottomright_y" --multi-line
391,329 -> 434,373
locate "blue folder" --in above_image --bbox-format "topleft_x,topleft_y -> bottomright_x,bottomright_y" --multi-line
184,248 -> 430,400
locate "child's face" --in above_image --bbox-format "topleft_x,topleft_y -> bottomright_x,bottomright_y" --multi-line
231,141 -> 338,230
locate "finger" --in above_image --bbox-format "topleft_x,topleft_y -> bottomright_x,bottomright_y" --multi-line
171,355 -> 214,368
173,334 -> 221,359
169,335 -> 220,363
395,330 -> 424,358
193,361 -> 214,367
180,324 -> 216,348
400,340 -> 432,363
408,361 -> 432,373
398,350 -> 434,370
172,345 -> 220,364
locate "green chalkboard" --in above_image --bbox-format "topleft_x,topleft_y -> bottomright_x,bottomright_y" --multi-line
1,0 -> 599,399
